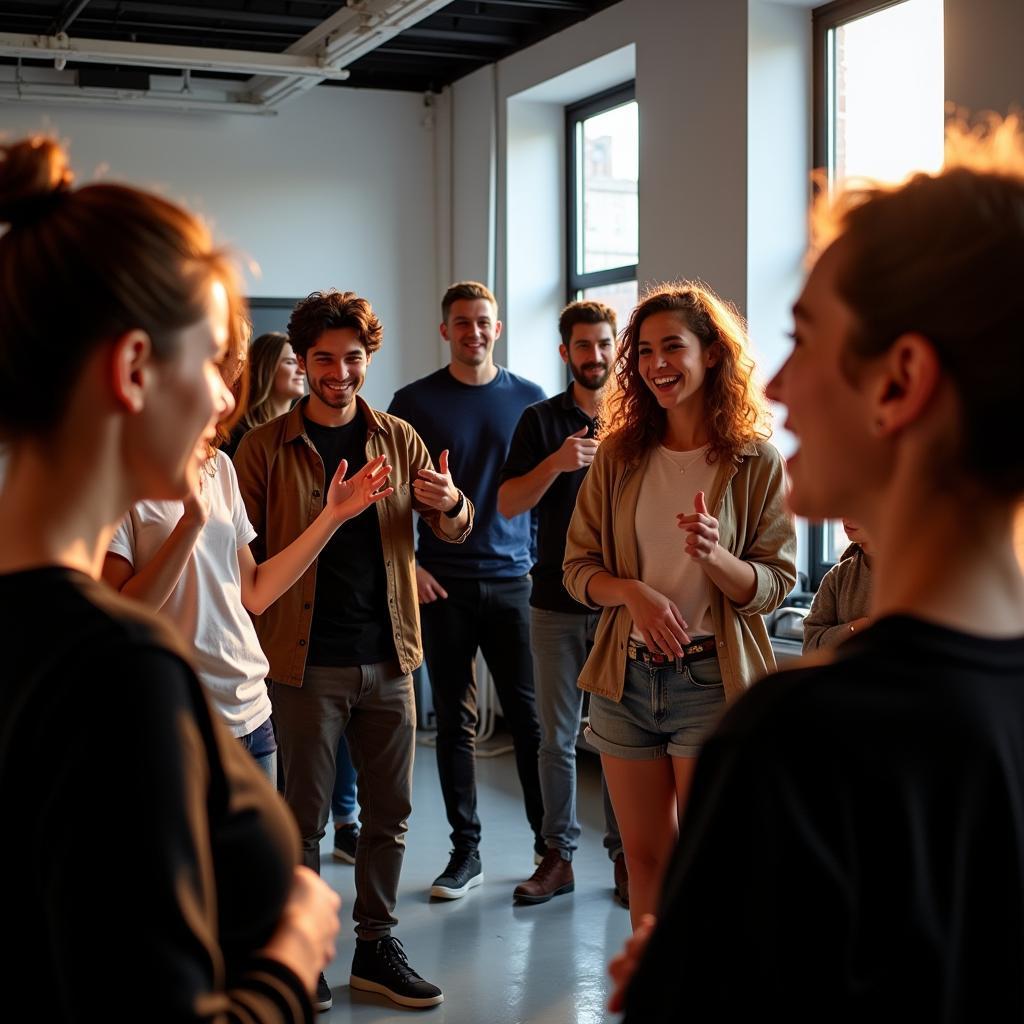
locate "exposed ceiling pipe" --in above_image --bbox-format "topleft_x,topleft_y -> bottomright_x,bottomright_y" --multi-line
50,0 -> 92,36
0,31 -> 352,81
0,81 -> 274,115
249,0 -> 451,109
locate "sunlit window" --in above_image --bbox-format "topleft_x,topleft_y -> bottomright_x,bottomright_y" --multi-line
580,280 -> 639,335
567,83 -> 638,330
821,0 -> 944,186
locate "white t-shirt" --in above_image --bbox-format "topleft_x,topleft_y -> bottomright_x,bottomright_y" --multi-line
632,444 -> 718,641
109,451 -> 272,738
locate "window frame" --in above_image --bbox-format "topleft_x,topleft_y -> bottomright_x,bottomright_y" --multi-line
565,81 -> 638,303
807,522 -> 835,591
812,0 -> 917,173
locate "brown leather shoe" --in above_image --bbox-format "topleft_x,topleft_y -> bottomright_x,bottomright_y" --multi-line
613,853 -> 630,908
513,849 -> 575,904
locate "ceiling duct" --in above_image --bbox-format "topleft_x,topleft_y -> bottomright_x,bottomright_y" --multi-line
248,0 -> 452,109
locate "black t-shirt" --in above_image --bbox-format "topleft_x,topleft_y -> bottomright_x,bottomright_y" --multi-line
0,567 -> 309,1021
498,386 -> 594,613
624,615 -> 1024,1023
304,410 -> 394,667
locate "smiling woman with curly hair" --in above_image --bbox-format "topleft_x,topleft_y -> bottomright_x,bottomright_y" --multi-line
564,280 -> 797,926
601,283 -> 772,465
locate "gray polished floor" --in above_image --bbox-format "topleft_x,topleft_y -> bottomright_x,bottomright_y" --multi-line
318,739 -> 631,1023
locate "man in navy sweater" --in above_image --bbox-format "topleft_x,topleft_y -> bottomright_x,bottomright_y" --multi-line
388,281 -> 546,899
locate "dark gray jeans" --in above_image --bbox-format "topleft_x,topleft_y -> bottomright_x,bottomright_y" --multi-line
530,608 -> 622,861
270,660 -> 415,940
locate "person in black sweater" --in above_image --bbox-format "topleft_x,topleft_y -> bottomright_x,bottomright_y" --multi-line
0,136 -> 339,1021
612,115 -> 1024,1020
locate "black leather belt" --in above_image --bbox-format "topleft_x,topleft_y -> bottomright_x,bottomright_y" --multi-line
626,637 -> 718,671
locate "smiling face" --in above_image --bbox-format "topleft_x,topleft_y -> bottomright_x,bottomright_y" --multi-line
300,328 -> 369,422
135,278 -> 235,499
441,297 -> 501,369
272,341 -> 306,402
767,242 -> 887,521
562,321 -> 615,391
636,311 -> 717,413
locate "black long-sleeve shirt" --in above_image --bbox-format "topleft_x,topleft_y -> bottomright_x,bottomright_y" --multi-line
1,567 -> 311,1022
625,615 -> 1024,1023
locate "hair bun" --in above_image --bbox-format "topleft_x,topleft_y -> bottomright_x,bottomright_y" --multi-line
0,136 -> 75,229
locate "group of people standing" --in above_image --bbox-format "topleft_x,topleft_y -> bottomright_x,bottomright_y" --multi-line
2,110 -> 1024,1024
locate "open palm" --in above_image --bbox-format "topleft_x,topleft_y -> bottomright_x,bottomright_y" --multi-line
328,454 -> 393,524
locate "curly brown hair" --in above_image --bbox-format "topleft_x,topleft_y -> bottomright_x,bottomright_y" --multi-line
601,282 -> 771,465
288,290 -> 383,359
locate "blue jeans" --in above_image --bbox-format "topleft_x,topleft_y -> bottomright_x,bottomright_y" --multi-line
331,734 -> 358,825
587,650 -> 725,760
239,716 -> 278,786
531,608 -> 622,861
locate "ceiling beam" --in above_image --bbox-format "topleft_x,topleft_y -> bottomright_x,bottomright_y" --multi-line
0,31 -> 351,80
399,26 -> 517,46
0,84 -> 272,114
468,0 -> 588,10
250,0 -> 451,108
70,1 -> 323,33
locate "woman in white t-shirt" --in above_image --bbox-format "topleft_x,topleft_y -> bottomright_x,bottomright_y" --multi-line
104,399 -> 392,780
563,283 -> 797,925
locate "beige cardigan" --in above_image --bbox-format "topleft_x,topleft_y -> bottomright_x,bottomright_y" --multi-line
563,439 -> 797,703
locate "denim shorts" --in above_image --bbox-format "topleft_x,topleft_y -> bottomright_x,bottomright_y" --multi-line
586,653 -> 726,759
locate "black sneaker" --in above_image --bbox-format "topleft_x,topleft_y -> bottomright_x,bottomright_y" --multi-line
314,972 -> 333,1012
350,936 -> 444,1008
332,823 -> 359,864
429,850 -> 482,899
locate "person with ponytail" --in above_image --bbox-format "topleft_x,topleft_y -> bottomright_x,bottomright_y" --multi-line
563,283 -> 797,927
0,136 -> 339,1020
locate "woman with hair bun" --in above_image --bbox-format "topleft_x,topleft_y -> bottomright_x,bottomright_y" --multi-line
563,282 -> 797,926
0,136 -> 340,1021
615,116 -> 1024,1021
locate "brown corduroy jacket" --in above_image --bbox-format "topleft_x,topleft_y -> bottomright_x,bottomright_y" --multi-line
563,439 -> 797,703
234,396 -> 473,686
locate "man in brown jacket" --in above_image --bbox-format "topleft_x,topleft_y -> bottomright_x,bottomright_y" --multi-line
235,290 -> 472,1012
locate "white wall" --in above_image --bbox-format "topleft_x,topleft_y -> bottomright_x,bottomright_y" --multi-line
441,0 -> 799,396
505,99 -> 566,396
946,0 -> 1024,116
747,0 -> 813,457
0,86 -> 438,408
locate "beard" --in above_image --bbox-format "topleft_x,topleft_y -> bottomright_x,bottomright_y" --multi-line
309,377 -> 357,409
569,360 -> 609,391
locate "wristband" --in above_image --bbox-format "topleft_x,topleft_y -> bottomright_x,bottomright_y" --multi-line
444,490 -> 466,519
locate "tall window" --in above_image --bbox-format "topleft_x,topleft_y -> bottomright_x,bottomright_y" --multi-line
808,0 -> 943,587
566,83 -> 638,330
814,0 -> 944,183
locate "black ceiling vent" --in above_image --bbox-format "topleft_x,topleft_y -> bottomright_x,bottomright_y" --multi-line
77,66 -> 152,91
